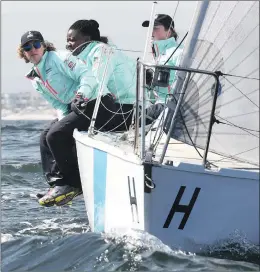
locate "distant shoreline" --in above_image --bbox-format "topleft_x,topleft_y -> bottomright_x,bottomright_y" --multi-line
2,109 -> 57,121
2,114 -> 55,121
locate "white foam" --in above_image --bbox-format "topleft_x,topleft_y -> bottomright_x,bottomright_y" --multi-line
102,229 -> 195,256
1,233 -> 14,243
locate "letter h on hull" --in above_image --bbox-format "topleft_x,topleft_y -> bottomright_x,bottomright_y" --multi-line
163,186 -> 201,230
128,176 -> 139,223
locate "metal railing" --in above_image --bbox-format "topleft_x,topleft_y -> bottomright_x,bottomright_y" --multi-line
135,61 -> 221,168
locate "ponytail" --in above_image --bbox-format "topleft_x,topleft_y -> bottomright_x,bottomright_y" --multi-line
171,28 -> 178,41
100,36 -> 108,44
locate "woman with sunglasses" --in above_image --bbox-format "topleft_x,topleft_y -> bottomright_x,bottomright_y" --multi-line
17,30 -> 121,207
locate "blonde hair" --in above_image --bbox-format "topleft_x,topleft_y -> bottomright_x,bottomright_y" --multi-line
17,41 -> 56,63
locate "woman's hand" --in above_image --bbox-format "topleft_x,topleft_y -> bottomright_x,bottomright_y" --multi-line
71,93 -> 89,114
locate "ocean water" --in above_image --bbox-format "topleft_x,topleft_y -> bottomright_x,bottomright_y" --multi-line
1,120 -> 259,272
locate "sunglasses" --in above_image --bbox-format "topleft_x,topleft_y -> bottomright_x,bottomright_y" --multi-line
22,41 -> 42,52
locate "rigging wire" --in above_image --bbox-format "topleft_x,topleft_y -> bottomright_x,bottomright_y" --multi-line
164,32 -> 189,65
211,146 -> 259,164
221,72 -> 259,81
151,78 -> 259,168
214,115 -> 259,136
165,1 -> 180,40
221,75 -> 259,108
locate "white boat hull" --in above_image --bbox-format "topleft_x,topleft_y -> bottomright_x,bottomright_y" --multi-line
74,129 -> 259,252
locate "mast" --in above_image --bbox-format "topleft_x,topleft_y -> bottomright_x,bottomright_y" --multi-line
178,1 -> 209,69
173,1 -> 209,93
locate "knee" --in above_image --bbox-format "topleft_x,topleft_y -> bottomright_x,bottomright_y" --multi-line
40,129 -> 48,146
40,119 -> 58,146
46,128 -> 62,146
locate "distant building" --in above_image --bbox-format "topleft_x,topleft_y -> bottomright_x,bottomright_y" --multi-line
1,91 -> 51,110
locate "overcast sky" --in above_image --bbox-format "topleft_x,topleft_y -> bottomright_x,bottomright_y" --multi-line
2,1 -> 197,94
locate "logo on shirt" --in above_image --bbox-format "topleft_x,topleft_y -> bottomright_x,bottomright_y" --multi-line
67,61 -> 76,71
93,57 -> 100,69
46,68 -> 52,74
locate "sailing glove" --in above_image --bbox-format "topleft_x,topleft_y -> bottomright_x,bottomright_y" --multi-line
71,93 -> 89,114
146,68 -> 154,86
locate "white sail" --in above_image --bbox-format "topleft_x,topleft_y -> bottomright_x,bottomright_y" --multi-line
172,1 -> 259,167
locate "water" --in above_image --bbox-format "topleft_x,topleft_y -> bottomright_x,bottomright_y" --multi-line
1,120 -> 259,271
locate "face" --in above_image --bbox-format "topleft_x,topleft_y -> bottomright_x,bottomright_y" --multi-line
66,29 -> 90,52
152,25 -> 171,41
23,40 -> 45,65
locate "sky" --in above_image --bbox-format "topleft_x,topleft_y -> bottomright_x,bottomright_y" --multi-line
1,1 -> 197,94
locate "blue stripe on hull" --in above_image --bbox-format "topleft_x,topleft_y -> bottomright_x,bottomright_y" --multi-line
93,148 -> 107,232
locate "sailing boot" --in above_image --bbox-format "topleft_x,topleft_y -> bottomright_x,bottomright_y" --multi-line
38,185 -> 82,207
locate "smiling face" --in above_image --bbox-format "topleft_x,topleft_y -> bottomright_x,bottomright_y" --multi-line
66,29 -> 90,52
23,40 -> 45,65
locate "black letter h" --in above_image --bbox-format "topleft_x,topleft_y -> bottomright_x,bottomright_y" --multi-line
163,186 -> 201,230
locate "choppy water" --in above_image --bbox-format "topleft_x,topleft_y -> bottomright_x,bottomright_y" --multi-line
1,120 -> 259,271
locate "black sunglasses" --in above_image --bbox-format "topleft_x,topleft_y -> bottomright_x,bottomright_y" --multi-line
22,41 -> 42,52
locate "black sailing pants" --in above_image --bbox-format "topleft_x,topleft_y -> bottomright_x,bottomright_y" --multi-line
39,94 -> 120,189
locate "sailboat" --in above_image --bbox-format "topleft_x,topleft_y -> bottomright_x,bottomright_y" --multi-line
73,1 -> 259,252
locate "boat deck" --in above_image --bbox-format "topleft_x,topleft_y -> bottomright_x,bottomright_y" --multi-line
92,129 -> 259,171
155,135 -> 258,170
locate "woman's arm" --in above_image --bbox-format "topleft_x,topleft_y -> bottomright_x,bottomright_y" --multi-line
31,79 -> 70,117
51,52 -> 101,101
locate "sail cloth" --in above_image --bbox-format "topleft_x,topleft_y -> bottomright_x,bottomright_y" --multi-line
164,1 -> 259,167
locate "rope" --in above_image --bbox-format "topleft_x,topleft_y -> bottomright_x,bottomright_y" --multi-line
96,109 -> 134,133
98,102 -> 133,132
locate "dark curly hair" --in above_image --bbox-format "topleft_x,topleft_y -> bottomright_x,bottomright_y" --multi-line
69,19 -> 108,44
